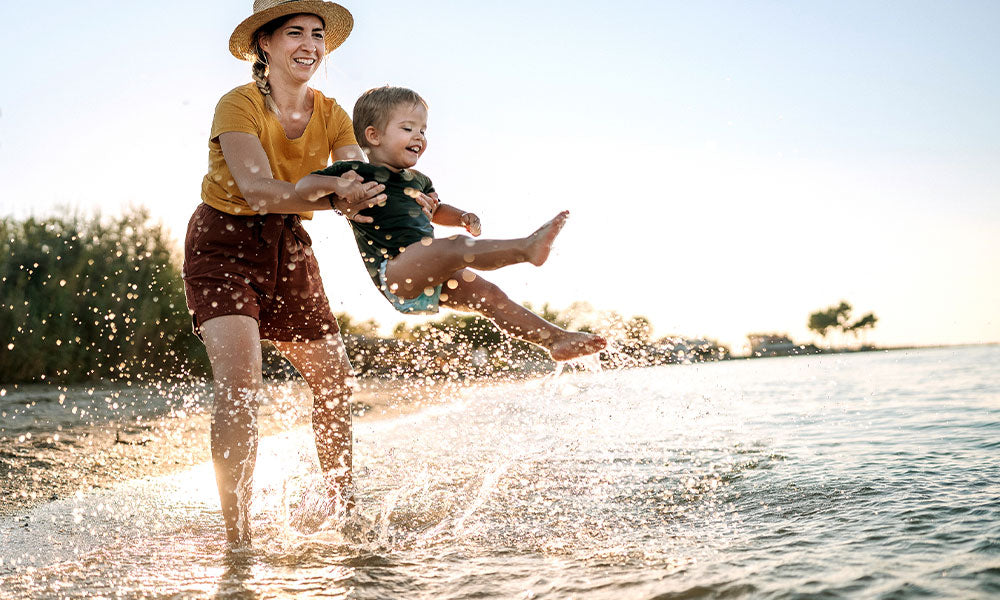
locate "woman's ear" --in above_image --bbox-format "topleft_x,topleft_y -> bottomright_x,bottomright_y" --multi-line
257,32 -> 272,57
364,126 -> 380,147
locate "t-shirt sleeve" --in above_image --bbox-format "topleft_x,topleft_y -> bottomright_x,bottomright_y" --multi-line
327,102 -> 358,150
412,170 -> 435,195
210,89 -> 261,142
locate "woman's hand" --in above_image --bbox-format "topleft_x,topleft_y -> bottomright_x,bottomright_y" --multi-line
293,171 -> 386,223
331,170 -> 386,223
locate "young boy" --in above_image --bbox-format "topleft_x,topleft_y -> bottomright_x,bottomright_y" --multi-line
298,86 -> 606,361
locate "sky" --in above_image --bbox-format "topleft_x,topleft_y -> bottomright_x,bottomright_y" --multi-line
1,0 -> 998,353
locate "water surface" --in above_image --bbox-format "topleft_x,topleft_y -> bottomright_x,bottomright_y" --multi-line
2,346 -> 998,599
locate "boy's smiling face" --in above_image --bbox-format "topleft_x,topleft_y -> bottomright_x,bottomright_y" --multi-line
365,102 -> 428,171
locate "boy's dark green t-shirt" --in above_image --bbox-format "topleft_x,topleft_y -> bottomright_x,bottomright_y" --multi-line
313,161 -> 435,287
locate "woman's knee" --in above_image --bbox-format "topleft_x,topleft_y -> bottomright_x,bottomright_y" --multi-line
201,315 -> 263,388
210,354 -> 263,391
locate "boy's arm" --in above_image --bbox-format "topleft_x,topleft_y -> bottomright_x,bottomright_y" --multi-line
294,172 -> 380,223
431,203 -> 481,236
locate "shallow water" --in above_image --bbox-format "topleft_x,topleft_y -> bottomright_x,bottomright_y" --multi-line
0,380 -> 209,440
2,346 -> 999,599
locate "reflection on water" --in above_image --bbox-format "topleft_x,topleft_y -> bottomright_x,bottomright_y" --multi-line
2,346 -> 999,599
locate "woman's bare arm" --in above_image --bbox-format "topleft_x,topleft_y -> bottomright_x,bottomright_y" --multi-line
219,132 -> 384,216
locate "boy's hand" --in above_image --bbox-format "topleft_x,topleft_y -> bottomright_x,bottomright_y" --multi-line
461,212 -> 482,237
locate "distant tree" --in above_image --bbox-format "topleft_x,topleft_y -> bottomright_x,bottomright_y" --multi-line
807,301 -> 878,345
808,301 -> 851,339
333,311 -> 379,337
808,309 -> 839,339
845,312 -> 878,339
428,313 -> 506,349
392,321 -> 411,340
522,301 -> 571,329
625,315 -> 652,344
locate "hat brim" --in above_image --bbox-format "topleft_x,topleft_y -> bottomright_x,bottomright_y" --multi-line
229,1 -> 353,61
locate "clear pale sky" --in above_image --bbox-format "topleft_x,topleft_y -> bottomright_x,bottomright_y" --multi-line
1,1 -> 998,352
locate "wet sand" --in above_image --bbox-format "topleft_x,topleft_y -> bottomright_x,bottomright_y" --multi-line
0,376 -> 460,518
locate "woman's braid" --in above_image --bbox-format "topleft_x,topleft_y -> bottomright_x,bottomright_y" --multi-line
251,46 -> 280,115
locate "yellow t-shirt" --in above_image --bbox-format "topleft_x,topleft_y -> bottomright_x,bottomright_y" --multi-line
200,83 -> 357,218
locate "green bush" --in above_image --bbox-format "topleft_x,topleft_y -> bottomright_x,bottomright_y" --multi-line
0,208 -> 209,384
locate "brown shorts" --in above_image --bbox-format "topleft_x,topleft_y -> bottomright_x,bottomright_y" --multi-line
182,203 -> 340,341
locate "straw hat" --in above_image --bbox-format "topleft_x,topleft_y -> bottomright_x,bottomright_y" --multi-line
229,0 -> 353,60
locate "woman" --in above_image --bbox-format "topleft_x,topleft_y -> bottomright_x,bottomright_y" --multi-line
184,0 -> 424,547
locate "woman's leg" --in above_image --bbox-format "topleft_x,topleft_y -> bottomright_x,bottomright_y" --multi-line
271,334 -> 355,509
200,315 -> 264,547
384,211 -> 569,299
441,269 -> 607,361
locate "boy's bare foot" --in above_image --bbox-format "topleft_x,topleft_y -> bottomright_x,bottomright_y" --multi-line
526,210 -> 570,266
549,331 -> 607,361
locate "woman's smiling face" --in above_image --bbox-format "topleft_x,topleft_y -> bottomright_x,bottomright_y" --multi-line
259,14 -> 326,84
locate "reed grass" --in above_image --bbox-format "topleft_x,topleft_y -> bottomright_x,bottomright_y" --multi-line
1,208 -> 208,384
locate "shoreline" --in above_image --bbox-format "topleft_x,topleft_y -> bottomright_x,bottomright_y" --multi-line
2,344 -> 989,518
0,376 -> 469,519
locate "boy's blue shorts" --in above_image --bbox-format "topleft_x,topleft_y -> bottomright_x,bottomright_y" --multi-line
378,260 -> 441,315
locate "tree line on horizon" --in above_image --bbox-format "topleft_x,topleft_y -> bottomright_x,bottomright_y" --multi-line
1,209 -> 684,385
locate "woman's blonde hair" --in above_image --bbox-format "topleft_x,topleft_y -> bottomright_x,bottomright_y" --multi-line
353,86 -> 428,151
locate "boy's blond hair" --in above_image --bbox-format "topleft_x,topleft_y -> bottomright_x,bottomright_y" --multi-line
353,86 -> 428,151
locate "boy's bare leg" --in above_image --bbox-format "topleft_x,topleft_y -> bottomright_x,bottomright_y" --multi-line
441,269 -> 606,361
385,211 -> 569,299
200,315 -> 264,548
272,335 -> 355,511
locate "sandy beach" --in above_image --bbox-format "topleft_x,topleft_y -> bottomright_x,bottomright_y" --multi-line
0,376 -> 460,518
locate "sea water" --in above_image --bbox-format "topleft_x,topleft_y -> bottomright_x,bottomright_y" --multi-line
1,345 -> 998,599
